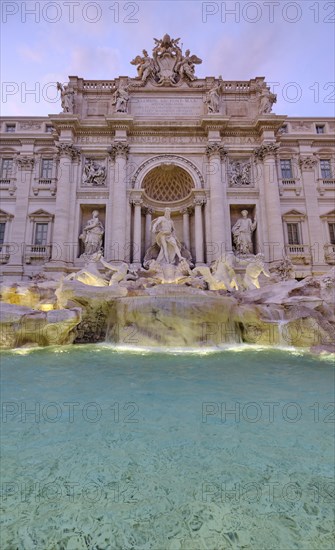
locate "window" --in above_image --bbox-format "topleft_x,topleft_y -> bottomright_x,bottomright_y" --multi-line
320,160 -> 332,179
287,223 -> 300,245
0,222 -> 5,245
280,125 -> 288,134
45,125 -> 54,133
5,124 -> 15,133
1,158 -> 13,178
41,159 -> 53,179
329,223 -> 335,245
34,223 -> 48,245
280,159 -> 293,179
316,125 -> 325,134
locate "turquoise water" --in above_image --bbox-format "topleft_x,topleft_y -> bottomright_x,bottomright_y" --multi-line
1,345 -> 334,549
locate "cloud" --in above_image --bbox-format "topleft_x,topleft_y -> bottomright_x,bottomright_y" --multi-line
17,45 -> 44,63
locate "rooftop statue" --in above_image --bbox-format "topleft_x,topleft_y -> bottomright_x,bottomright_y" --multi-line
112,82 -> 130,113
204,77 -> 223,113
57,82 -> 74,114
131,34 -> 202,86
257,83 -> 277,114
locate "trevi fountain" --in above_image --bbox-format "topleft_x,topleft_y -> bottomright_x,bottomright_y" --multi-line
0,33 -> 334,550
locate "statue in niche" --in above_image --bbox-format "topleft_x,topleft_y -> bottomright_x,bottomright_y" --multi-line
79,210 -> 104,257
130,49 -> 157,83
151,207 -> 183,265
175,49 -> 202,82
257,85 -> 277,114
204,77 -> 223,113
243,254 -> 270,289
57,82 -> 74,114
230,161 -> 251,186
83,160 -> 106,186
232,210 -> 257,255
112,82 -> 130,113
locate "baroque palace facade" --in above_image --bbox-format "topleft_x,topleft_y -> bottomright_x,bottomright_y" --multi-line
0,34 -> 334,282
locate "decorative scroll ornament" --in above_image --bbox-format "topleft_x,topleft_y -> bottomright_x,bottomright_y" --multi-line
299,156 -> 317,171
109,142 -> 130,160
56,143 -> 80,160
16,156 -> 35,170
205,143 -> 227,159
130,34 -> 202,87
254,143 -> 279,161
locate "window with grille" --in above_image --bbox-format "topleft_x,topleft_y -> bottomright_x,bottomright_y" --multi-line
0,222 -> 5,245
280,159 -> 293,179
287,223 -> 300,245
329,223 -> 335,245
320,160 -> 332,179
34,223 -> 48,245
1,159 -> 13,178
41,159 -> 53,179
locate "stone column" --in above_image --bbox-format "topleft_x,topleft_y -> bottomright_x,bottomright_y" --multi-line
194,198 -> 205,265
109,142 -> 129,261
254,143 -> 285,263
50,143 -> 80,265
299,156 -> 325,272
181,207 -> 190,251
206,143 -> 227,261
132,198 -> 143,265
144,208 -> 153,252
8,156 -> 35,274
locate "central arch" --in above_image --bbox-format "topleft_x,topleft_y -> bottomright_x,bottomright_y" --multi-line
129,156 -> 207,265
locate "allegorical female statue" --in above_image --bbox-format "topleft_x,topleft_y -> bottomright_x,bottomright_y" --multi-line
79,210 -> 104,256
232,210 -> 257,255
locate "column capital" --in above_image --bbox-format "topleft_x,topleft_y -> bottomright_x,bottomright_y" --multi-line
131,198 -> 143,207
109,141 -> 130,160
194,197 -> 206,207
254,142 -> 279,161
180,207 -> 190,215
299,155 -> 317,171
143,207 -> 153,215
205,142 -> 227,159
56,143 -> 81,161
15,156 -> 35,170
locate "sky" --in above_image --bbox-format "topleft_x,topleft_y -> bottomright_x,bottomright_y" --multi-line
1,0 -> 334,117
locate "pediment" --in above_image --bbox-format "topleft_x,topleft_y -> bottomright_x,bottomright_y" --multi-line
0,209 -> 14,220
282,209 -> 306,220
28,209 -> 54,220
320,209 -> 335,219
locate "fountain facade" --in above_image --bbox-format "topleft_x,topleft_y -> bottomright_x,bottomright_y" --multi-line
0,34 -> 334,351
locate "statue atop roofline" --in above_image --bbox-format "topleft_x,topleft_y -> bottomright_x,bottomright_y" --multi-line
130,33 -> 202,87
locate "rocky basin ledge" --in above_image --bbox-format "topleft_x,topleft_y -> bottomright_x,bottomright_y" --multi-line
0,268 -> 334,354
